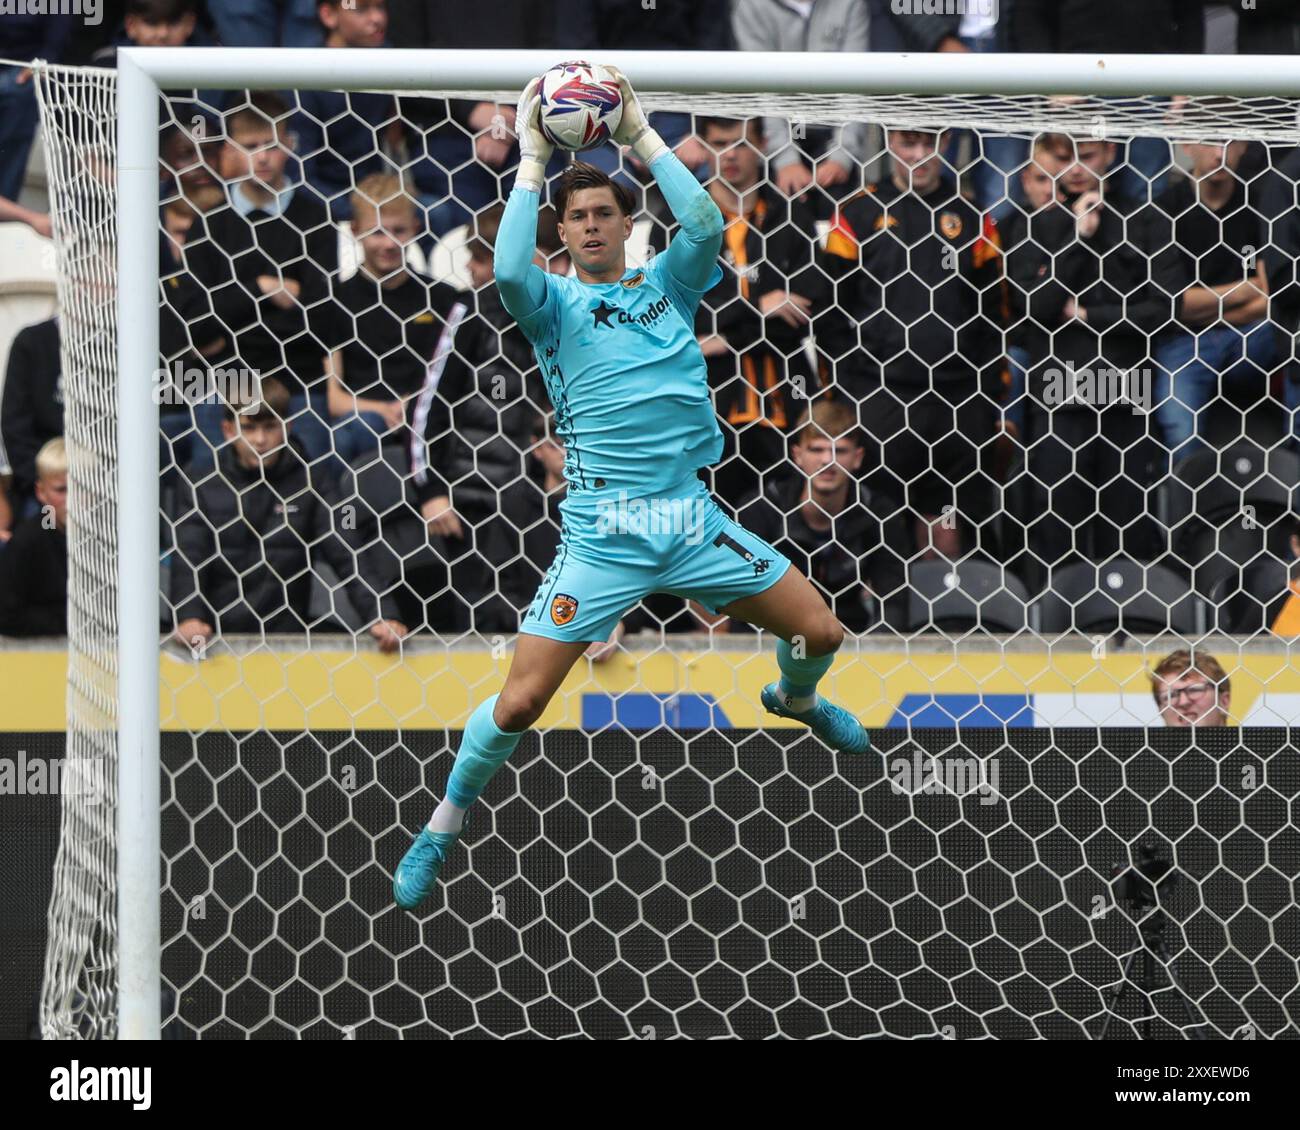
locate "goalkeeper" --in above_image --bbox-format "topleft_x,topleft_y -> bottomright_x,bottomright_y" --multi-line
395,69 -> 868,909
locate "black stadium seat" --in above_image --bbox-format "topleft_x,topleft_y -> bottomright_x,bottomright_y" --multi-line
906,560 -> 1031,633
1208,558 -> 1292,634
1160,443 -> 1300,530
1035,557 -> 1206,636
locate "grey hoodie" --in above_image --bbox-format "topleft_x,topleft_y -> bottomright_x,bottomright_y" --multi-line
732,0 -> 872,171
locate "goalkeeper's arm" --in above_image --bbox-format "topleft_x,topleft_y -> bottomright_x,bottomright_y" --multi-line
608,66 -> 725,292
495,77 -> 552,327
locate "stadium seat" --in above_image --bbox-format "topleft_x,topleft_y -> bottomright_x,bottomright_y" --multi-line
1035,557 -> 1206,636
1159,444 -> 1300,530
905,560 -> 1031,633
1207,557 -> 1292,634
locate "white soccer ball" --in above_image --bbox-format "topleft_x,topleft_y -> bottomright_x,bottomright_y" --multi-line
537,61 -> 623,152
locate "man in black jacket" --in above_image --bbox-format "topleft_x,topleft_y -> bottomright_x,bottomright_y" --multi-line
648,117 -> 827,510
0,316 -> 61,517
1004,137 -> 1164,579
180,92 -> 338,463
168,378 -> 407,650
820,126 -> 1004,561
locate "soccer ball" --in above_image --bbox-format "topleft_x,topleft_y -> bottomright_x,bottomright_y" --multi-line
538,61 -> 623,152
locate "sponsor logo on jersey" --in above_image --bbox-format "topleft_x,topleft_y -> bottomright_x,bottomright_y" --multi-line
590,295 -> 672,330
551,593 -> 579,626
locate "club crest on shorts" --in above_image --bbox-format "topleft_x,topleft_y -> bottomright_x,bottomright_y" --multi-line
551,593 -> 579,626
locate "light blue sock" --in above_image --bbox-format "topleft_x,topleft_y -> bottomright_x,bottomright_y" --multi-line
445,694 -> 523,808
777,637 -> 834,702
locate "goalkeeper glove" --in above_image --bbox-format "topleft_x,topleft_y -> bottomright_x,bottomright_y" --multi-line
606,65 -> 667,167
514,77 -> 553,193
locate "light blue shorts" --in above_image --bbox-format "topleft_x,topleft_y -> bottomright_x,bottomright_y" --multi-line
521,477 -> 792,643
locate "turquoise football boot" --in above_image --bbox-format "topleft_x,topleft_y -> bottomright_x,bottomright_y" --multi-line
393,816 -> 468,910
761,684 -> 872,755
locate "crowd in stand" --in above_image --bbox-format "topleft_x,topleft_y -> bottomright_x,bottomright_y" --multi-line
3,1 -> 1300,652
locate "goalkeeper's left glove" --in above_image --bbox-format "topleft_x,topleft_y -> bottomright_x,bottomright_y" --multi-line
514,76 -> 553,193
606,65 -> 667,167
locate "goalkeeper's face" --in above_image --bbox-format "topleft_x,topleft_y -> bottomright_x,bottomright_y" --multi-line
559,188 -> 633,278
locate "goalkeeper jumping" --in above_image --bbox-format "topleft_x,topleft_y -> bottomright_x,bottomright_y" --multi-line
394,69 -> 869,910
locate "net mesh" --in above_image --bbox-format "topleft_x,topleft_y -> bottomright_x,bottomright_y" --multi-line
28,62 -> 1300,1038
33,65 -> 121,1039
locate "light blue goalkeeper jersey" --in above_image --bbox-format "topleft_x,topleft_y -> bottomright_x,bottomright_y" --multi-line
495,152 -> 725,512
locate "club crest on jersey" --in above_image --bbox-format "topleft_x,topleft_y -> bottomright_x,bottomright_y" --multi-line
620,270 -> 645,289
551,593 -> 579,626
940,212 -> 963,239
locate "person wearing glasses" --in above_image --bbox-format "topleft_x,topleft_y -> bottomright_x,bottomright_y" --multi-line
1150,649 -> 1231,728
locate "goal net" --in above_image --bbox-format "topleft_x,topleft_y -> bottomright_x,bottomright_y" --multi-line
30,49 -> 1300,1039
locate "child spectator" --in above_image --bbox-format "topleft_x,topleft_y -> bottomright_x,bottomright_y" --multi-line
738,399 -> 905,634
1150,648 -> 1231,728
0,438 -> 68,637
319,173 -> 477,468
0,316 -> 62,517
168,377 -> 407,650
648,116 -> 827,509
293,0 -> 399,221
1138,138 -> 1276,461
91,0 -> 210,65
181,92 -> 338,462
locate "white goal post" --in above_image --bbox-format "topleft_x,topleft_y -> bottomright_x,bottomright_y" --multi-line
53,46 -> 1300,1039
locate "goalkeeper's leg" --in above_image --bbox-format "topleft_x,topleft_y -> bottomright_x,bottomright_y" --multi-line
393,633 -> 591,910
719,568 -> 870,755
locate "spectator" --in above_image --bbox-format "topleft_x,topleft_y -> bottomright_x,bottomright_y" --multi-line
0,18 -> 77,202
0,465 -> 11,542
820,127 -> 1004,561
1138,137 -> 1275,462
1150,648 -> 1231,727
465,201 -> 570,291
739,399 -> 906,633
319,173 -> 477,469
160,123 -> 224,215
293,0 -> 399,221
1,316 -> 62,516
1011,0 -> 1204,201
181,91 -> 338,463
0,437 -> 68,637
0,194 -> 51,238
1004,132 -> 1164,578
388,1 -> 553,238
647,116 -> 827,507
169,377 -> 407,650
1261,144 -> 1300,453
998,134 -> 1067,440
1267,517 -> 1300,636
90,0 -> 211,66
206,0 -> 324,47
732,0 -> 872,213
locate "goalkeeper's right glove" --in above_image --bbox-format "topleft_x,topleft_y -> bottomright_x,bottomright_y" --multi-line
514,77 -> 553,193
